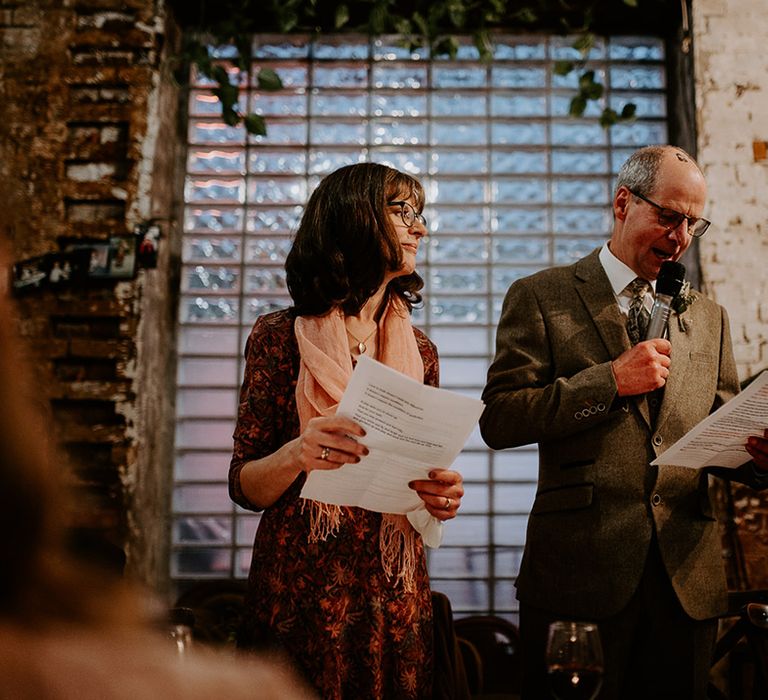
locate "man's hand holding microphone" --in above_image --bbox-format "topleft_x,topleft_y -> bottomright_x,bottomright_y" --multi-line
612,261 -> 685,397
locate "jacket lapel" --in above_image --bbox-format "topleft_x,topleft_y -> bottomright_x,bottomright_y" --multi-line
574,250 -> 631,360
655,309 -> 692,433
574,250 -> 651,428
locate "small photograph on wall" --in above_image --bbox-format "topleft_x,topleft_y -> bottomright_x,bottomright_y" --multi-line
48,249 -> 90,286
86,244 -> 111,277
107,235 -> 137,279
77,236 -> 137,280
12,254 -> 51,293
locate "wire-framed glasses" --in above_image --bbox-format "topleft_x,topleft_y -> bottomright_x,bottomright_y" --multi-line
629,189 -> 711,238
388,200 -> 427,229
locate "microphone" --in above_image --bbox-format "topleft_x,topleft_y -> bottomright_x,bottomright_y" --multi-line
645,260 -> 686,339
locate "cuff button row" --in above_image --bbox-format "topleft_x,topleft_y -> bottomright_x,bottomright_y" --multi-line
574,403 -> 607,420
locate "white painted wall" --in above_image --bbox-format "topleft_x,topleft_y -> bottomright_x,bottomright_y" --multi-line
694,0 -> 768,377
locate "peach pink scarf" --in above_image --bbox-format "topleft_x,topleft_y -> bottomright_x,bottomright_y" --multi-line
294,298 -> 424,591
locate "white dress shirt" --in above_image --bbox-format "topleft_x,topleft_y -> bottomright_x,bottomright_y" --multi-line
599,242 -> 655,317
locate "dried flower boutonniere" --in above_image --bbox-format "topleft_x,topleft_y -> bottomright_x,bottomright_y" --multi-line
671,281 -> 696,332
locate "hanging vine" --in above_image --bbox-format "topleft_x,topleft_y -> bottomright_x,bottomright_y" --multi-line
169,0 -> 670,135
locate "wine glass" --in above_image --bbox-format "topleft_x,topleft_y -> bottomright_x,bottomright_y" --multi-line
546,620 -> 604,700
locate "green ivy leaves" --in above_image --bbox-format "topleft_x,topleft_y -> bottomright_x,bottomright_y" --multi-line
175,0 -> 642,135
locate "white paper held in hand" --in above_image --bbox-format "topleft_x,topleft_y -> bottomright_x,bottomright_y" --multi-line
651,371 -> 768,469
300,355 -> 484,546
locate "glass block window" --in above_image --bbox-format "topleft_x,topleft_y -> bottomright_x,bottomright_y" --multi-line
174,33 -> 668,620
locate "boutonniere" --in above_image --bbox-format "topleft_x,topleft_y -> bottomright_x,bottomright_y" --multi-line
671,281 -> 696,332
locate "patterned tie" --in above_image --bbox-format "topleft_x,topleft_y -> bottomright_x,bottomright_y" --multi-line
626,278 -> 651,345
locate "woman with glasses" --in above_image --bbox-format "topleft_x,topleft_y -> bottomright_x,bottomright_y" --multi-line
229,163 -> 465,699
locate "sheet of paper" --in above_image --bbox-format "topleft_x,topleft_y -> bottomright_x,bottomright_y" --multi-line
651,371 -> 768,469
300,354 -> 484,514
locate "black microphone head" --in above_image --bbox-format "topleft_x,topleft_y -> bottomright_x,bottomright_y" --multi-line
656,260 -> 686,297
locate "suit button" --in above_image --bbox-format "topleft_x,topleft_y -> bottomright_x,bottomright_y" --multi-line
651,493 -> 662,507
652,434 -> 663,446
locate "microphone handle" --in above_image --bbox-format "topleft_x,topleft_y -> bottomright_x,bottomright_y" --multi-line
645,293 -> 674,339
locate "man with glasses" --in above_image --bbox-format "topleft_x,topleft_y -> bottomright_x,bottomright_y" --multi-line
480,145 -> 768,699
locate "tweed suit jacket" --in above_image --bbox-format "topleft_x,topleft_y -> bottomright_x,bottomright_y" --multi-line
480,248 -> 759,621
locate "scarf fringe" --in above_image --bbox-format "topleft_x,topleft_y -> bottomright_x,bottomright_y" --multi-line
304,499 -> 342,542
303,500 -> 417,592
379,514 -> 417,593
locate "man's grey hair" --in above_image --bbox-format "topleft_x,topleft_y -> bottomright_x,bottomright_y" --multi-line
614,145 -> 701,198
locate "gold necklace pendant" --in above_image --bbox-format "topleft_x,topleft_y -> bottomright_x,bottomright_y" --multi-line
346,324 -> 377,355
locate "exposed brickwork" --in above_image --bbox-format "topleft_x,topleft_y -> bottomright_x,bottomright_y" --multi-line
0,0 -> 178,594
694,1 -> 768,590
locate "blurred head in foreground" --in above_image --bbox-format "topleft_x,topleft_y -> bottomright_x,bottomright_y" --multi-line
0,239 -> 313,698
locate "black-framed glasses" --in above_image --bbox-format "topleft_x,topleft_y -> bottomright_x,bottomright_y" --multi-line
388,200 -> 427,229
629,189 -> 711,238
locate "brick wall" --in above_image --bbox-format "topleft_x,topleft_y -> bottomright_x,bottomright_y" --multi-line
0,0 -> 179,594
694,0 -> 768,589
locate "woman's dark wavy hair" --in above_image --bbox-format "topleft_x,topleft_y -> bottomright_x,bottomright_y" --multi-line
285,163 -> 425,317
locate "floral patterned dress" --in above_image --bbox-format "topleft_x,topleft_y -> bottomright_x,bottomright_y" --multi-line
230,309 -> 440,699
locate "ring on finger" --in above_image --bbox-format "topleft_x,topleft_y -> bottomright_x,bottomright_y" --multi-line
443,496 -> 451,510
320,446 -> 330,461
